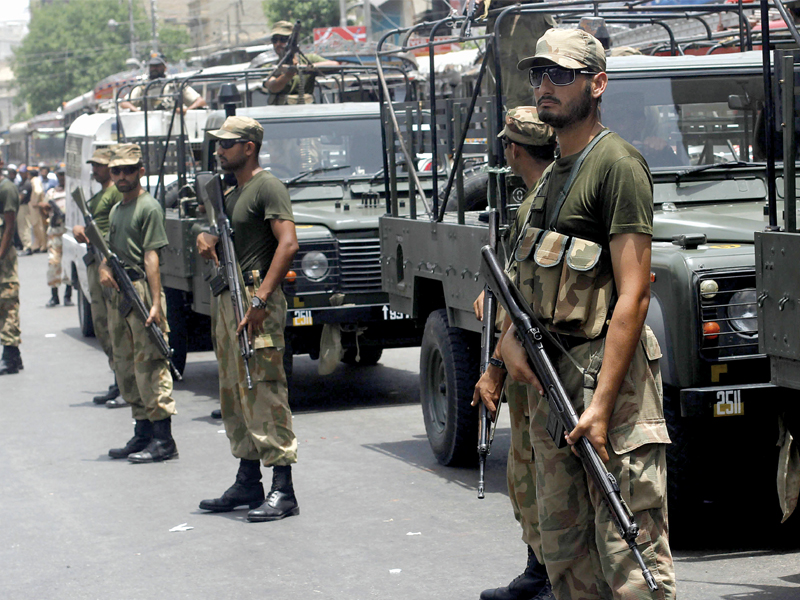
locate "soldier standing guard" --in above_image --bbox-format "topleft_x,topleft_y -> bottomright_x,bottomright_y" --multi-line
72,147 -> 124,404
0,163 -> 22,375
44,166 -> 73,308
99,143 -> 178,463
195,116 -> 300,522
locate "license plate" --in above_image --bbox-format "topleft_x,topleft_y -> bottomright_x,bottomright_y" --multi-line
713,389 -> 744,417
292,310 -> 313,326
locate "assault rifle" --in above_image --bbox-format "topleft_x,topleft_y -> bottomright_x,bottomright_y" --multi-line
197,172 -> 253,389
477,210 -> 502,499
480,246 -> 659,593
71,187 -> 183,382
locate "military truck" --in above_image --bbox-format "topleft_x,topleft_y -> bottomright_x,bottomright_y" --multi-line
377,3 -> 799,534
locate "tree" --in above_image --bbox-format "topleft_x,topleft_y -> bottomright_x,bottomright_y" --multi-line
12,0 -> 189,116
262,0 -> 340,42
159,25 -> 191,64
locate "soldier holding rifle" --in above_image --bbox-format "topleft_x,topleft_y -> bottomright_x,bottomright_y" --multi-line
474,29 -> 675,599
196,116 -> 300,523
98,143 -> 178,464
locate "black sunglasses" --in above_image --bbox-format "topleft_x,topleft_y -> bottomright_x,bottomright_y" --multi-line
501,137 -> 513,149
272,35 -> 289,44
217,139 -> 248,150
529,66 -> 597,88
110,165 -> 140,175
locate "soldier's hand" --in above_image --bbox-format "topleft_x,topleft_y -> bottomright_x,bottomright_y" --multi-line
473,291 -> 485,321
471,366 -> 505,420
501,325 -> 544,394
196,232 -> 220,265
73,225 -> 89,244
565,405 -> 610,463
237,306 -> 268,338
98,264 -> 119,291
146,303 -> 164,328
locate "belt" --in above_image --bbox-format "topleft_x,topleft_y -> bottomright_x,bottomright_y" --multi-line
542,332 -> 591,355
125,268 -> 143,282
242,270 -> 266,286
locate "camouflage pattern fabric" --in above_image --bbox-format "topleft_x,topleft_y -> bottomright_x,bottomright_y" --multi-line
214,281 -> 297,467
505,377 -> 541,558
17,203 -> 47,252
0,249 -> 20,347
107,279 -> 175,421
46,224 -> 68,288
525,327 -> 675,600
87,260 -> 114,369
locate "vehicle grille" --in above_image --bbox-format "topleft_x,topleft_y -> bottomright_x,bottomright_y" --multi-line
338,238 -> 383,293
698,270 -> 760,361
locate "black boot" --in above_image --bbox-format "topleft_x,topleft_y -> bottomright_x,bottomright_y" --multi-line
63,285 -> 74,307
0,346 -> 22,375
247,465 -> 299,522
199,459 -> 265,512
480,546 -> 550,600
45,287 -> 59,308
109,420 -> 154,459
93,381 -> 121,404
128,416 -> 178,463
210,409 -> 222,419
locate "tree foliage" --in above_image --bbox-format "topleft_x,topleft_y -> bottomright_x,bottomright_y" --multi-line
12,0 -> 189,116
262,0 -> 340,42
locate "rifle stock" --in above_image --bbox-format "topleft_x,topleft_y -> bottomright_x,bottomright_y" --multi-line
480,246 -> 659,593
71,187 -> 183,382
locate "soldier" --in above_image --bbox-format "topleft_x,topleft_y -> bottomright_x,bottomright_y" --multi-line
44,166 -> 73,308
262,20 -> 339,106
488,29 -> 675,599
72,147 -> 124,404
121,52 -> 207,114
196,116 -> 300,523
0,163 -> 22,375
99,143 -> 178,463
472,107 -> 557,600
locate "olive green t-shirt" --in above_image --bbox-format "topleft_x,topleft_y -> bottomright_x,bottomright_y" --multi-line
0,177 -> 19,236
225,170 -> 294,273
528,131 -> 653,246
89,184 -> 124,235
107,191 -> 168,269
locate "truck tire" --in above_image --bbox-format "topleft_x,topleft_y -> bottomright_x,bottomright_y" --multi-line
419,308 -> 480,466
165,288 -> 188,377
76,284 -> 95,338
342,346 -> 383,366
444,172 -> 489,212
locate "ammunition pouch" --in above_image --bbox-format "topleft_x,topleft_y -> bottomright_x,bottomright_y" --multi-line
83,250 -> 96,267
206,266 -> 229,297
515,226 -> 614,340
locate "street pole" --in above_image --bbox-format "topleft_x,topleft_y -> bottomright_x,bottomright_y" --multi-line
128,0 -> 137,63
150,0 -> 159,53
364,0 -> 371,42
340,0 -> 347,27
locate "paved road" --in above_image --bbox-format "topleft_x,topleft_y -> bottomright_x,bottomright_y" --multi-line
3,253 -> 800,599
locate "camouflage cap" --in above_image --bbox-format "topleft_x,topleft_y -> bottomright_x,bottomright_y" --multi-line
208,116 -> 263,144
497,106 -> 556,147
87,147 -> 115,165
109,143 -> 143,167
271,20 -> 294,37
518,28 -> 606,74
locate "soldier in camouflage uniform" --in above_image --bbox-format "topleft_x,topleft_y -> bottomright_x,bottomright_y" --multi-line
72,147 -> 125,404
44,167 -> 73,308
493,30 -> 675,599
473,107 -> 556,600
99,144 -> 178,463
0,164 -> 22,375
196,116 -> 300,523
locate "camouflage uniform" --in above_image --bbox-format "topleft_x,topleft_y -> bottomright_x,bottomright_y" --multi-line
45,185 -> 68,288
0,177 -> 21,348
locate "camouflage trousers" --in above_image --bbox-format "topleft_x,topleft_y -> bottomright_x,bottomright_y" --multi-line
506,377 -> 541,558
214,285 -> 297,467
17,203 -> 46,252
46,225 -> 68,288
0,248 -> 20,347
107,279 -> 175,422
87,258 -> 114,369
527,331 -> 676,600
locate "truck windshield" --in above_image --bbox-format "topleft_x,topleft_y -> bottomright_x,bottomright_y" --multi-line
255,117 -> 385,182
601,73 -> 764,170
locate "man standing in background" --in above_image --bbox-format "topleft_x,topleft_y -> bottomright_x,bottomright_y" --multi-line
44,166 -> 72,308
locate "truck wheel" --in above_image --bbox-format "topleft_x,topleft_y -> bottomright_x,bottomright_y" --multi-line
419,308 -> 480,466
444,172 -> 489,212
342,346 -> 383,366
165,288 -> 188,377
76,285 -> 95,338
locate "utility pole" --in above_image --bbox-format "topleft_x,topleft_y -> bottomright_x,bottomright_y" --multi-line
150,0 -> 159,53
128,0 -> 137,63
340,0 -> 347,27
364,0 -> 371,42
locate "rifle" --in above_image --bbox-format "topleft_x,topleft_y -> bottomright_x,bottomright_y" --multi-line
479,246 -> 659,593
269,20 -> 302,77
71,187 -> 183,382
477,210 -> 502,499
196,172 -> 253,390
48,198 -> 65,228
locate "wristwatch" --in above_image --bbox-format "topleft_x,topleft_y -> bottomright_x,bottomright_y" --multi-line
251,295 -> 267,310
488,357 -> 506,371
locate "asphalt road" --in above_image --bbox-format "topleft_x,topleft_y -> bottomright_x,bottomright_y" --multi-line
3,252 -> 800,600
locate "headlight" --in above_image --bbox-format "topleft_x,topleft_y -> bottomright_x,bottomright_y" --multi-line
727,288 -> 758,338
301,251 -> 329,281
